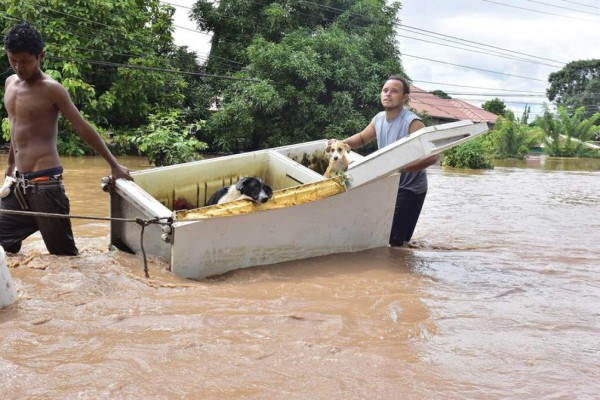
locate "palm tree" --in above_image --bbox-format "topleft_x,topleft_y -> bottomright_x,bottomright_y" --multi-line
536,106 -> 600,156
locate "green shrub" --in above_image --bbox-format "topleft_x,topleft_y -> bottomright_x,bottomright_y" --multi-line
129,111 -> 208,166
442,137 -> 494,169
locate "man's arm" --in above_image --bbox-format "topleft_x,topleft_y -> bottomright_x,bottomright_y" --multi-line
4,77 -> 15,177
401,119 -> 439,172
51,82 -> 132,182
5,142 -> 15,177
341,117 -> 377,149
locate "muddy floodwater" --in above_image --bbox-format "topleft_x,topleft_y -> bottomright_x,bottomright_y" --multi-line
1,154 -> 599,399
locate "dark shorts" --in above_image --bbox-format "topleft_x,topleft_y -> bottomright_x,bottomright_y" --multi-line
389,188 -> 427,247
0,182 -> 79,255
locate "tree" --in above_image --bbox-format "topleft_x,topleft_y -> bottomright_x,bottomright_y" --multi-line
547,59 -> 600,118
490,110 -> 541,159
1,0 -> 196,148
430,89 -> 451,99
482,97 -> 507,115
535,105 -> 600,157
190,0 -> 406,152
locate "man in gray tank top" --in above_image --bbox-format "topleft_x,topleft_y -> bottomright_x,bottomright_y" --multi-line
335,76 -> 438,246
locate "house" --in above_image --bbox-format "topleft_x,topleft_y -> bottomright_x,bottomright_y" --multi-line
408,86 -> 498,127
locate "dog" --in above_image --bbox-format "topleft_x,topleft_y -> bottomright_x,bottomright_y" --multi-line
324,139 -> 351,178
206,177 -> 273,206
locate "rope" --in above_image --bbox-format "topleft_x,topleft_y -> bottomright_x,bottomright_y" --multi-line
136,217 -> 158,278
0,208 -> 172,279
0,208 -> 171,224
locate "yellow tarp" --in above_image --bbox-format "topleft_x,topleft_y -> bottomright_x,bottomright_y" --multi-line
175,177 -> 346,220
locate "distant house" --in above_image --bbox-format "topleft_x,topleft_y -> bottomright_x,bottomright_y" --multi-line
408,86 -> 498,127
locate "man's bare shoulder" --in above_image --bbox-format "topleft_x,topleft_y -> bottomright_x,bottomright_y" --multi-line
36,74 -> 71,100
39,73 -> 64,88
5,74 -> 17,87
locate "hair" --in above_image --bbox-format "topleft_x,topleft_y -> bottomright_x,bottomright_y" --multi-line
387,75 -> 410,95
3,23 -> 45,57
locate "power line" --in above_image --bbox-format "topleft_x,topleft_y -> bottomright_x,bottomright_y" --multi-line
4,3 -> 580,95
396,32 -> 561,69
410,80 -> 547,94
164,1 -> 565,81
482,0 -> 600,23
561,0 -> 600,10
399,24 -> 567,65
402,54 -> 548,82
525,0 -> 600,15
412,89 -> 547,98
46,56 -> 261,82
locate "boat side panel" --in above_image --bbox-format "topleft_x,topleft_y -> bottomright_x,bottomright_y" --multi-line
110,180 -> 172,261
170,175 -> 400,279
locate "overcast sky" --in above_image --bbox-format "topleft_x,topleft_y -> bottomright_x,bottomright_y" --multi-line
169,0 -> 600,117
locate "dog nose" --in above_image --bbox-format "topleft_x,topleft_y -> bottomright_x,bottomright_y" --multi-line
333,156 -> 339,160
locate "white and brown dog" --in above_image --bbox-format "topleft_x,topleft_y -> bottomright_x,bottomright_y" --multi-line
324,140 -> 351,178
206,177 -> 273,206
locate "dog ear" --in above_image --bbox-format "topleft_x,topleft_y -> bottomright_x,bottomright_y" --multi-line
343,143 -> 351,152
236,177 -> 247,191
264,184 -> 273,199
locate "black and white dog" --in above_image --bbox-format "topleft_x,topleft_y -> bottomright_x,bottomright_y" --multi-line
206,177 -> 273,206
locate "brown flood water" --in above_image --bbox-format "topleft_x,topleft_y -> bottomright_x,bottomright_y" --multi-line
1,154 -> 599,399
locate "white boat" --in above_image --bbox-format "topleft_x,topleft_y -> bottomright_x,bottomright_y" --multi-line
108,120 -> 488,279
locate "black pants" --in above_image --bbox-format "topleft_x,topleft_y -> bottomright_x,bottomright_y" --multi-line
0,184 -> 79,255
389,188 -> 427,247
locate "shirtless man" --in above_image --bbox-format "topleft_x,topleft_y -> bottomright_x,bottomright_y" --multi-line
0,23 -> 133,255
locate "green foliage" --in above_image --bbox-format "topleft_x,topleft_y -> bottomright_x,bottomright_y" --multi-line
482,98 -> 507,115
128,111 -> 207,166
191,0 -> 405,152
489,110 -> 538,159
1,118 -> 10,142
442,136 -> 494,169
1,0 -> 196,138
547,59 -> 600,118
535,105 -> 600,157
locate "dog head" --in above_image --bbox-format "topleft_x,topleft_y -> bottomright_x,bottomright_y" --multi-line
326,140 -> 351,161
236,177 -> 273,204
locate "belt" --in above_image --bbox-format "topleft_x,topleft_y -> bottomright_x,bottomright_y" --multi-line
29,175 -> 62,183
17,166 -> 64,180
11,172 -> 64,210
15,167 -> 63,188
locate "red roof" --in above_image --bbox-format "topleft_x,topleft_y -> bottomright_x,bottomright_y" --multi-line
408,86 -> 498,124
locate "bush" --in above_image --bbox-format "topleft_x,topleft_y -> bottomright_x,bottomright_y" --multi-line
129,111 -> 208,166
442,137 -> 494,169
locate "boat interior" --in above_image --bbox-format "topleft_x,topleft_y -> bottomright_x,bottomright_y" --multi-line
130,140 -> 362,211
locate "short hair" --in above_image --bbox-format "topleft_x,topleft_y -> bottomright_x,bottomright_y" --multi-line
3,23 -> 45,57
387,75 -> 410,95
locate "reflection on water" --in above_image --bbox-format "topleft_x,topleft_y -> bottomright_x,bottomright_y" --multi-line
1,153 -> 599,399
